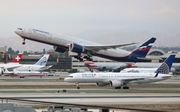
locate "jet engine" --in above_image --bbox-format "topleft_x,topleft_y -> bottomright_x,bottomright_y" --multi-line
96,83 -> 109,87
109,80 -> 122,87
0,68 -> 4,75
53,46 -> 66,53
69,43 -> 85,53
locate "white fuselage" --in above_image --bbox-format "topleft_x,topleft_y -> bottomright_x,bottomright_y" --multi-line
64,72 -> 172,84
86,62 -> 127,70
0,63 -> 21,69
133,63 -> 180,72
14,65 -> 48,71
120,68 -> 157,73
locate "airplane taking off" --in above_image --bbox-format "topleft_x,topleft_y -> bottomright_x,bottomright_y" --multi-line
0,53 -> 23,75
15,28 -> 156,62
64,54 -> 175,89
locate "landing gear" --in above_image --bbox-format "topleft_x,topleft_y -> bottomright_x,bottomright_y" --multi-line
84,55 -> 93,61
115,86 -> 121,89
76,82 -> 80,89
74,53 -> 93,61
123,86 -> 129,89
22,38 -> 26,45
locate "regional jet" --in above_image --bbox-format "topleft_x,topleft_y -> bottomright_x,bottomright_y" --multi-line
15,28 -> 156,62
64,55 -> 175,89
3,52 -> 52,76
0,53 -> 23,75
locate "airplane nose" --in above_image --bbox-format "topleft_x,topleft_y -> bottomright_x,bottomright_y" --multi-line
14,28 -> 23,35
14,30 -> 18,34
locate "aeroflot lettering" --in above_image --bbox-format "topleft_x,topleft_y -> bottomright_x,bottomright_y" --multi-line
82,73 -> 96,77
33,29 -> 49,34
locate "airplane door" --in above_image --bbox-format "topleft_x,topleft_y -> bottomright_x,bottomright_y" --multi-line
47,34 -> 52,40
28,29 -> 32,34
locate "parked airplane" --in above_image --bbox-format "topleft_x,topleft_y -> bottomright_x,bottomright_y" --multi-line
128,62 -> 179,74
0,53 -> 23,75
14,52 -> 52,72
15,28 -> 156,62
120,68 -> 159,73
64,55 -> 175,89
3,52 -> 51,77
83,58 -> 129,72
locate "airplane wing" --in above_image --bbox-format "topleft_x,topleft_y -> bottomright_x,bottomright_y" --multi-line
137,57 -> 162,60
121,78 -> 145,83
39,65 -> 52,70
84,42 -> 137,51
6,66 -> 22,71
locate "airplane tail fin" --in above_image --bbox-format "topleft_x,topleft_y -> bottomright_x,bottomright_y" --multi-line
34,52 -> 51,66
130,37 -> 156,58
154,54 -> 175,76
10,53 -> 23,63
83,58 -> 94,65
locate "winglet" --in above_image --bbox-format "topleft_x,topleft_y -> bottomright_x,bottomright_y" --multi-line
155,54 -> 176,75
131,37 -> 156,58
10,53 -> 23,63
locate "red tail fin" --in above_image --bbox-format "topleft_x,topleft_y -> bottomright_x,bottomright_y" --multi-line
10,53 -> 23,63
83,58 -> 94,65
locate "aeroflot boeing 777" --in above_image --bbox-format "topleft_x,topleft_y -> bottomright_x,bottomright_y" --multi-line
15,28 -> 156,62
65,55 -> 175,89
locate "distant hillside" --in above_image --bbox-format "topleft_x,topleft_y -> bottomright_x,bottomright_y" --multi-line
74,30 -> 180,47
1,30 -> 179,52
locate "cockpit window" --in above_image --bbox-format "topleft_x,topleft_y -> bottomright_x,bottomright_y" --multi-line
18,28 -> 22,30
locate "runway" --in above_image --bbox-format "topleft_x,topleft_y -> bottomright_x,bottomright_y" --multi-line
1,93 -> 180,105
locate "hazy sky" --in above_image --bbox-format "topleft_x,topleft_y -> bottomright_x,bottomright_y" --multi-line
0,0 -> 180,51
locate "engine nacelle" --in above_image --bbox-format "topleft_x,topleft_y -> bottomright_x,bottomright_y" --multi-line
96,83 -> 109,87
70,43 -> 85,53
54,46 -> 66,53
110,80 -> 122,87
0,68 -> 4,75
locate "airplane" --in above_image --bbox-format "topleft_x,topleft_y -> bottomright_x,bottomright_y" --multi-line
0,53 -> 23,75
13,52 -> 52,72
2,52 -> 52,76
127,62 -> 180,74
83,58 -> 130,72
120,68 -> 160,73
83,58 -> 179,73
14,28 -> 156,62
64,54 -> 175,89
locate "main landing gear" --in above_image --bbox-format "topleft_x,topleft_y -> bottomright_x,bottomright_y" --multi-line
76,82 -> 80,89
74,53 -> 93,61
22,38 -> 26,45
115,86 -> 129,89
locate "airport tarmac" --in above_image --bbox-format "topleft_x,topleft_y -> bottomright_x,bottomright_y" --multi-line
0,75 -> 180,111
1,93 -> 180,111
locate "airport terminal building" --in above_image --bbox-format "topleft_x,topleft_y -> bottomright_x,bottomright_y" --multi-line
0,46 -> 180,72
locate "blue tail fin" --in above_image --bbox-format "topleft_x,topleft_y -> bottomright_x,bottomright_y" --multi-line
155,54 -> 175,75
131,37 -> 156,58
35,52 -> 51,66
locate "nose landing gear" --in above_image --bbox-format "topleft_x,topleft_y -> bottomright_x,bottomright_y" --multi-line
22,39 -> 26,45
